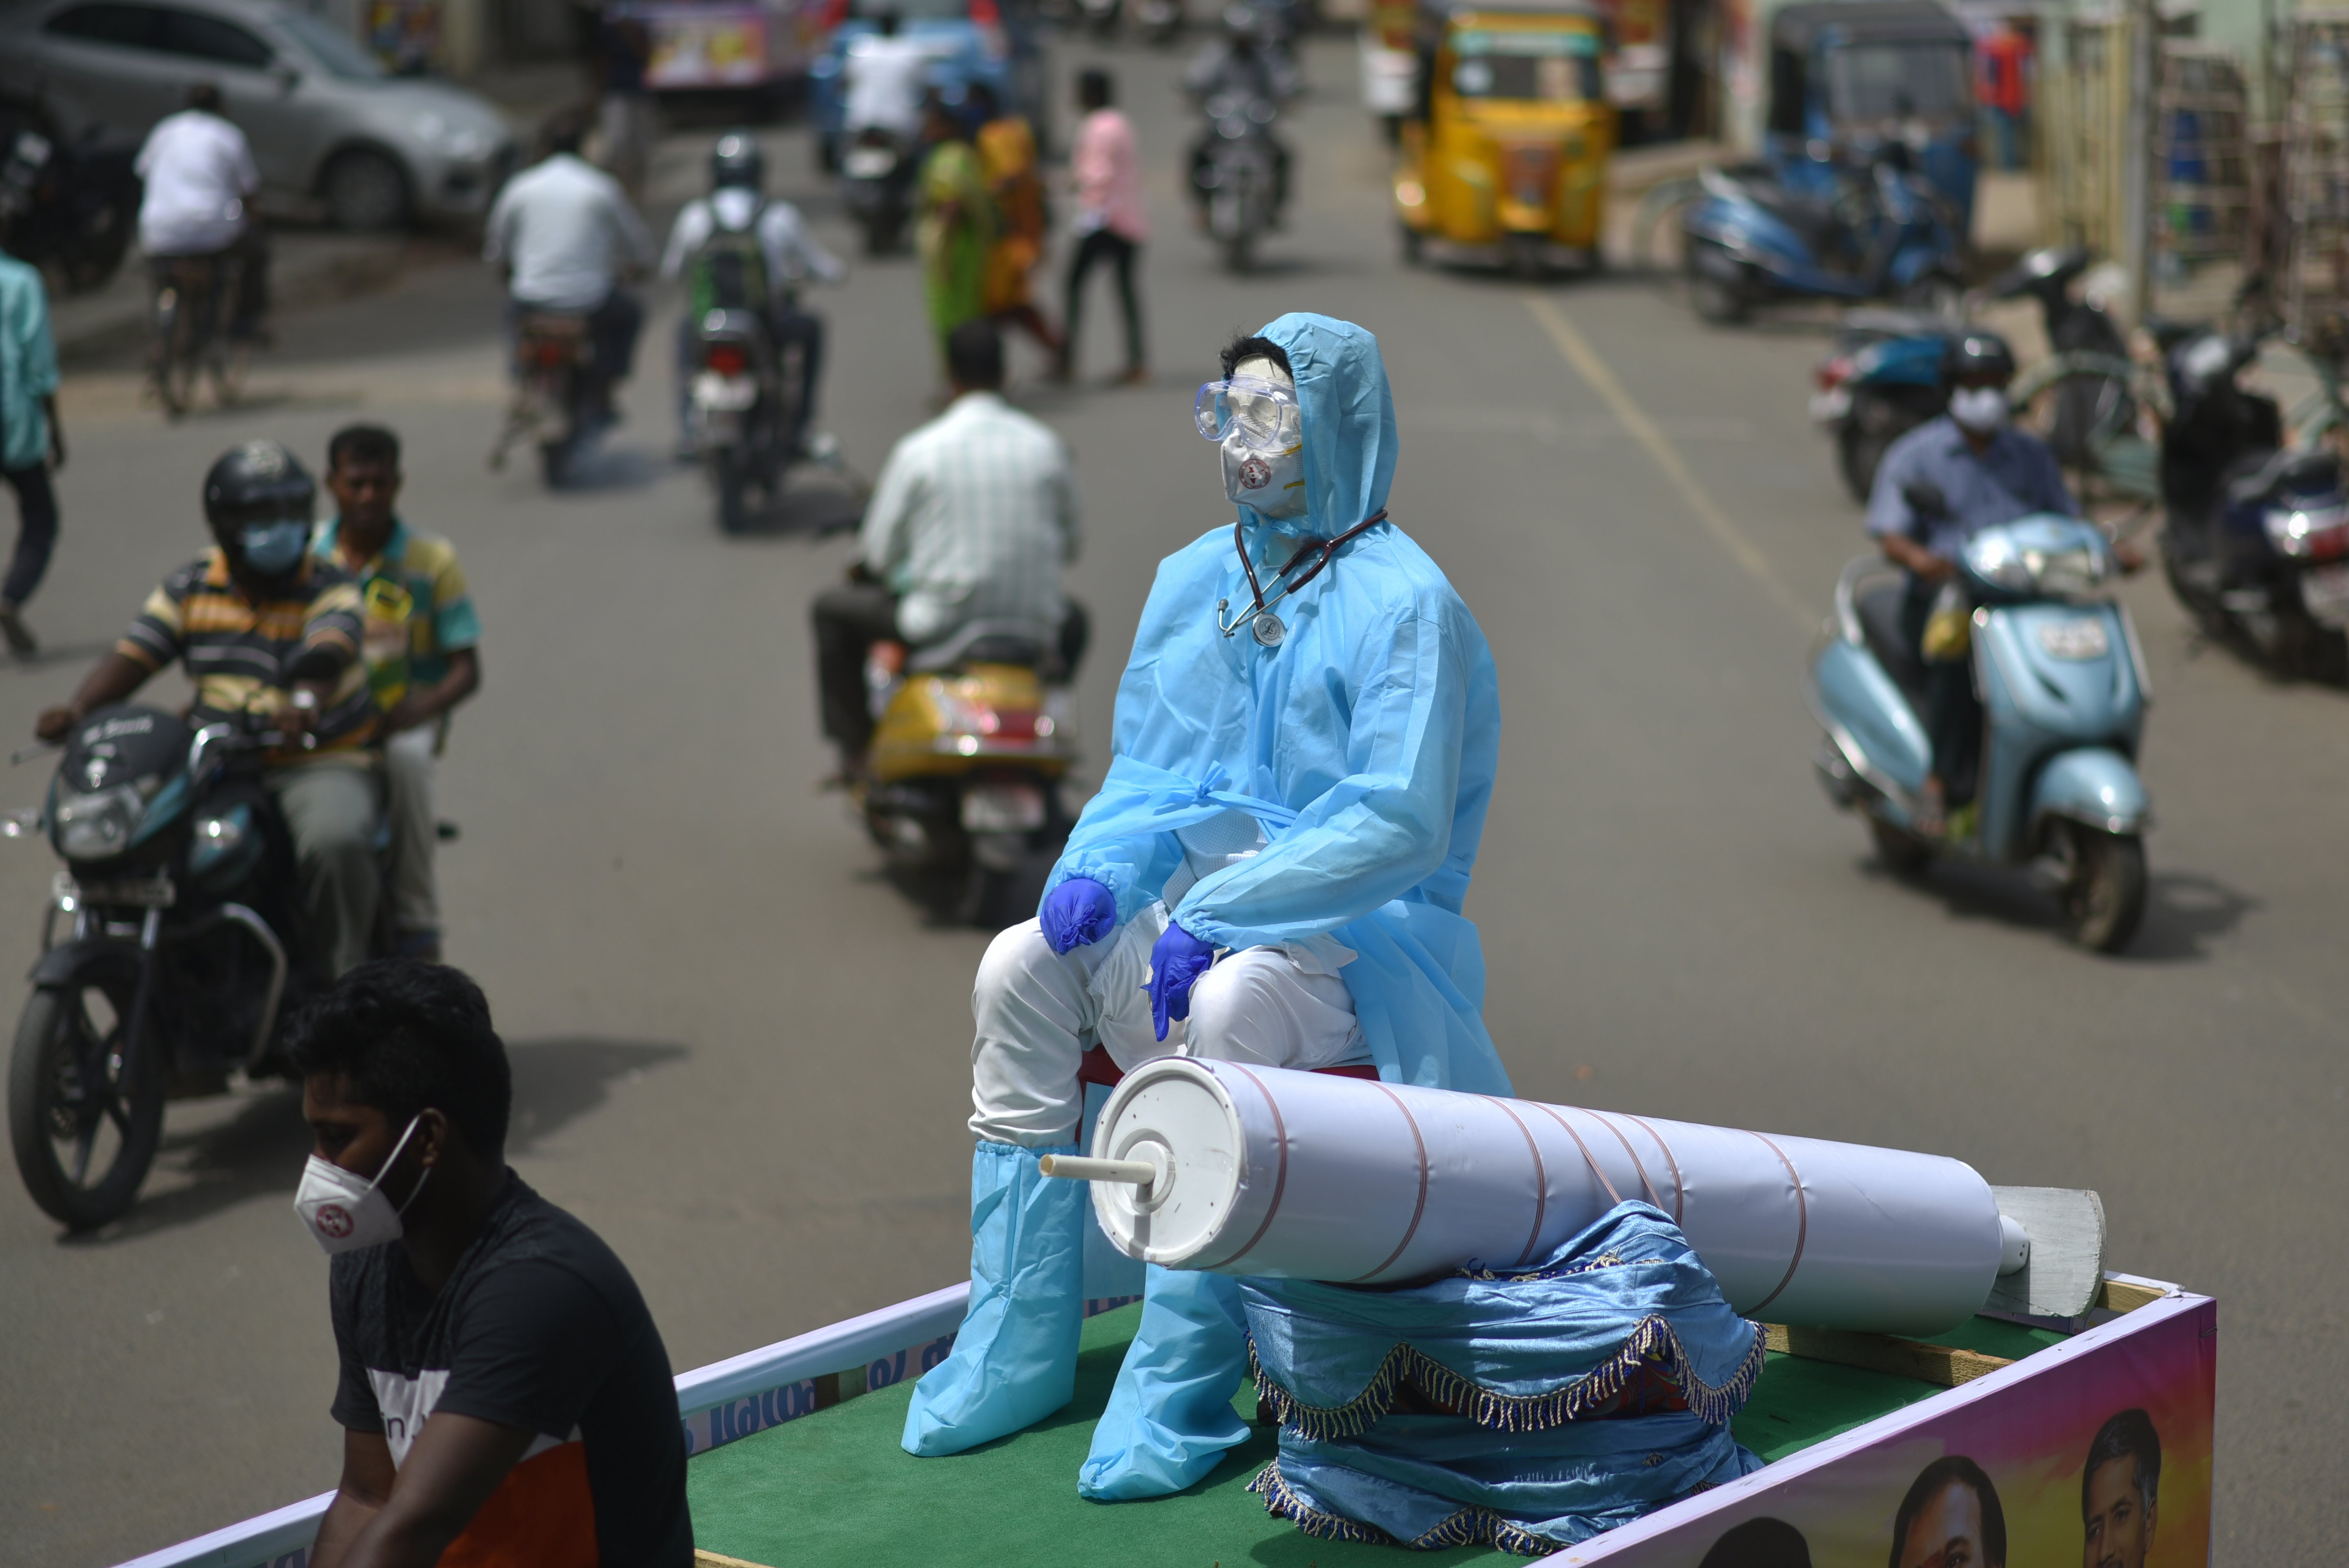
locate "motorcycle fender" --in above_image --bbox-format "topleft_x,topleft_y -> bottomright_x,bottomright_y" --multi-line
2029,747 -> 2147,836
1808,639 -> 1931,800
28,936 -> 144,989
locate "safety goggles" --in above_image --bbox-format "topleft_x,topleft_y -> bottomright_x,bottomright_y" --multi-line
1195,376 -> 1302,447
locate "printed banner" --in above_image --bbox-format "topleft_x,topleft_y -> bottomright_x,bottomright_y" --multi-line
1604,1296 -> 2217,1568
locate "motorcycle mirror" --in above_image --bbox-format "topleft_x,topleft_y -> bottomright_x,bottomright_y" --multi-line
1902,481 -> 1950,519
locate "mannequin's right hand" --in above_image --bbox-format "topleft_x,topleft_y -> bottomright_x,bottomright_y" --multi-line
34,706 -> 76,743
1040,877 -> 1117,955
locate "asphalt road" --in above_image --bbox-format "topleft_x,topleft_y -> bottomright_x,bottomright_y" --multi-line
4,36 -> 2344,1568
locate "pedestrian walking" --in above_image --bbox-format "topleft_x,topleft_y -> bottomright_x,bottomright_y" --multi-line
970,83 -> 1062,364
915,94 -> 996,374
1059,69 -> 1147,386
0,239 -> 63,655
596,5 -> 657,201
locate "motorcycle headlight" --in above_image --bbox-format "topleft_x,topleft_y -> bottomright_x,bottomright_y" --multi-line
51,782 -> 150,862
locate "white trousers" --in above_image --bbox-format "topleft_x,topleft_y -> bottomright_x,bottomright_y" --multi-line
970,908 -> 1368,1146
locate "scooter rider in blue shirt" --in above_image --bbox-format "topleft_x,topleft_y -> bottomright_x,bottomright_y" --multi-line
901,313 -> 1510,1500
1865,330 -> 2075,834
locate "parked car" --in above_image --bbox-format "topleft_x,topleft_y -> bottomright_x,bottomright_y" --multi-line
807,0 -> 1046,171
0,0 -> 517,231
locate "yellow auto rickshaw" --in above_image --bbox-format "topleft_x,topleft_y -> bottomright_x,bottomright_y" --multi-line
1393,0 -> 1615,276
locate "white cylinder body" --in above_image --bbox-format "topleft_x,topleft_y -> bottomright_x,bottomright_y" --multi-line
1089,1060 -> 2004,1336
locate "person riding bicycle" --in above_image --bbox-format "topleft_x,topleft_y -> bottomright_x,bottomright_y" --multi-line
660,131 -> 845,461
135,82 -> 269,345
35,442 -> 381,978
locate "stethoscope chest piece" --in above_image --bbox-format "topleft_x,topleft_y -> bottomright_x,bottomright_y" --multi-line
1250,611 -> 1286,648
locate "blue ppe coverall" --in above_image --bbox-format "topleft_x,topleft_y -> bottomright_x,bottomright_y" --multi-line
1076,313 -> 1510,1498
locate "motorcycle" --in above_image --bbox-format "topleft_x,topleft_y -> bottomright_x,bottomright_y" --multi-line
1195,90 -> 1284,273
1681,153 -> 1965,325
841,128 -> 914,256
492,311 -> 601,487
1990,246 -> 2134,473
0,113 -> 139,294
148,252 -> 247,419
2154,325 -> 2349,680
691,306 -> 799,534
1811,308 -> 1953,502
860,619 -> 1077,927
1808,514 -> 2152,953
3,707 -> 398,1228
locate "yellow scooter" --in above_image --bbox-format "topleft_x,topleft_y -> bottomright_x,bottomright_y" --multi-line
860,620 -> 1078,925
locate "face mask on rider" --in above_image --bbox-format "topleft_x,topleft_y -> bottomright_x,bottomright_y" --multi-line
292,1114 -> 433,1255
1948,384 -> 2011,434
1219,358 -> 1308,522
239,519 -> 311,577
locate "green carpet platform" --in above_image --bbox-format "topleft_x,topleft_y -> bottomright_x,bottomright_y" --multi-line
685,1302 -> 2075,1567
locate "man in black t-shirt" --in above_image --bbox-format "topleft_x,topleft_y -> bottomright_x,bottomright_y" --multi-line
289,961 -> 691,1568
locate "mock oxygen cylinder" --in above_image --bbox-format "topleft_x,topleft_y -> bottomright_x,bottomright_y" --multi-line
1076,1060 -> 2008,1337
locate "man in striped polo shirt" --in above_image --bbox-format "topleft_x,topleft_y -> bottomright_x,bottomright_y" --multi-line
35,441 -> 381,977
810,318 -> 1082,778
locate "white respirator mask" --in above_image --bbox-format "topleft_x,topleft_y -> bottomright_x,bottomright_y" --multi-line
1948,384 -> 2011,434
292,1114 -> 432,1255
1200,359 -> 1308,521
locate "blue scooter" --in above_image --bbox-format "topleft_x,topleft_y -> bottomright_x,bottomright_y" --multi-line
1682,152 -> 1964,326
1807,514 -> 2153,953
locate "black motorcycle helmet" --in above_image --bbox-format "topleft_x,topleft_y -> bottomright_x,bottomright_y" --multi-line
202,439 -> 315,534
1944,331 -> 2018,387
710,130 -> 763,194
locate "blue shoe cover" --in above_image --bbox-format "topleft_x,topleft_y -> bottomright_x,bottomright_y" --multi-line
1077,1264 -> 1251,1499
902,1141 -> 1085,1457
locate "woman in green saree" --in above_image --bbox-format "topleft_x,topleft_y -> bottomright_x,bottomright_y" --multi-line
916,97 -> 998,366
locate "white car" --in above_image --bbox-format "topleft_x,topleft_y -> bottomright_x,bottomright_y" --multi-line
0,0 -> 517,230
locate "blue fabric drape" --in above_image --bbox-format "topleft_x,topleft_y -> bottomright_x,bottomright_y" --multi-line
1242,1203 -> 1765,1554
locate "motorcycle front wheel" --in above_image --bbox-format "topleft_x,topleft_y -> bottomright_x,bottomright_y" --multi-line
8,966 -> 163,1230
2057,826 -> 2147,954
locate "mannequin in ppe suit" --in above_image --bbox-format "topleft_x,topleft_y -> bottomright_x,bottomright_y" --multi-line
902,312 -> 1510,1498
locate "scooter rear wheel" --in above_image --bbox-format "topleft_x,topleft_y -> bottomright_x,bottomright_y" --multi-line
1868,817 -> 1933,878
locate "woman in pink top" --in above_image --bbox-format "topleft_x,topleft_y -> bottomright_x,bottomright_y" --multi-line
1059,69 -> 1148,384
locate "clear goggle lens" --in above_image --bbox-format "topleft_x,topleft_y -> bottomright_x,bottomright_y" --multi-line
1194,376 -> 1301,446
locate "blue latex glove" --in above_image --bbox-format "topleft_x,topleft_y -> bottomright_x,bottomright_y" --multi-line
1039,877 -> 1117,955
1146,920 -> 1216,1042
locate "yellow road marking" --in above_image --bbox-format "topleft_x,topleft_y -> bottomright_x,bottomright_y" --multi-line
1526,297 -> 1812,630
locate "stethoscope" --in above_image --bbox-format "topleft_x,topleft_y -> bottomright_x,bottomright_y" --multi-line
1215,508 -> 1388,648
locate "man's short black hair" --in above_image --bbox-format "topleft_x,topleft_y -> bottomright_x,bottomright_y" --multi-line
288,961 -> 512,1159
187,81 -> 224,115
1699,1517 -> 1812,1568
875,7 -> 902,33
947,319 -> 1005,390
327,424 -> 401,474
1221,332 -> 1292,381
1078,68 -> 1113,109
540,107 -> 589,159
2081,1409 -> 2161,1520
1888,1457 -> 2006,1568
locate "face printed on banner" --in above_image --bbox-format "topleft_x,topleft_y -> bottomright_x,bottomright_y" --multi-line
1897,1479 -> 2003,1568
2082,1455 -> 2157,1568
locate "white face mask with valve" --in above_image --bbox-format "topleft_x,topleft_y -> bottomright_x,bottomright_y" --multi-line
292,1114 -> 432,1255
1213,358 -> 1308,521
1949,384 -> 2011,433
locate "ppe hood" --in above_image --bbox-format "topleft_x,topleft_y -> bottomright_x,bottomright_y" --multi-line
1252,313 -> 1397,540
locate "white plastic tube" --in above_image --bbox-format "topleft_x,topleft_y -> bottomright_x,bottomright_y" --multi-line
1084,1060 -> 2005,1336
